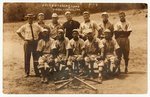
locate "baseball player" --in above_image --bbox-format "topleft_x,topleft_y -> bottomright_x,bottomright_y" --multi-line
66,29 -> 85,75
84,29 -> 104,82
79,11 -> 100,40
37,29 -> 55,83
16,14 -> 43,77
98,12 -> 114,39
53,29 -> 69,80
101,29 -> 120,77
48,13 -> 62,39
114,12 -> 132,74
63,11 -> 80,40
36,13 -> 50,40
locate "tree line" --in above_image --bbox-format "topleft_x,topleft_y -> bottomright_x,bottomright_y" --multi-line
3,3 -> 147,23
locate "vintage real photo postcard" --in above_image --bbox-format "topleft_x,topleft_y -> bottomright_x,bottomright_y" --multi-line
3,2 -> 148,94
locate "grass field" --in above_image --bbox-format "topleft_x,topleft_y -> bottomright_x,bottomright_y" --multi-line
3,9 -> 147,94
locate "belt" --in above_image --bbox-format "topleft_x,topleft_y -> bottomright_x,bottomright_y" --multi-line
117,35 -> 128,38
25,39 -> 37,41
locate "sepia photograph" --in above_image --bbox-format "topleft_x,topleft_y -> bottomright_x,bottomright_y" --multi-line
3,2 -> 148,94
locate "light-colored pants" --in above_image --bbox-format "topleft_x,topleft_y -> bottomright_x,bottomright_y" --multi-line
84,55 -> 104,75
54,54 -> 67,71
104,55 -> 119,72
38,54 -> 54,70
67,55 -> 84,73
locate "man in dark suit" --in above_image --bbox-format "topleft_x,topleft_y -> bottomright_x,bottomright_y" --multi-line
63,11 -> 80,40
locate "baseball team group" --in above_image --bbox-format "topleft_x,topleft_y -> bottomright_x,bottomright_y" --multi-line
16,10 -> 132,84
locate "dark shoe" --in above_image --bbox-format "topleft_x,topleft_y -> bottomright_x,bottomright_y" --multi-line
104,74 -> 110,80
113,68 -> 121,76
125,68 -> 128,74
118,68 -> 121,74
25,74 -> 29,78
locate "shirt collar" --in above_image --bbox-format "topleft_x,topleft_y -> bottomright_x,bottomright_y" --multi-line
38,21 -> 45,25
103,20 -> 110,24
85,20 -> 90,23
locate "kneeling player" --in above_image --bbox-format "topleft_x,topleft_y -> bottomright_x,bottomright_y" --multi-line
67,29 -> 85,75
54,29 -> 69,80
84,29 -> 104,82
102,29 -> 120,77
37,29 -> 55,83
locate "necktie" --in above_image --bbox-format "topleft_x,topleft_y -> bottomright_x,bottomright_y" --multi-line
30,24 -> 34,40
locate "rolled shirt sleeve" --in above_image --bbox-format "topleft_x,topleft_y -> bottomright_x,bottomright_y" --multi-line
16,25 -> 25,34
17,23 -> 44,40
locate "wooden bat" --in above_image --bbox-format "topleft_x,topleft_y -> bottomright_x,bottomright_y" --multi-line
74,76 -> 97,91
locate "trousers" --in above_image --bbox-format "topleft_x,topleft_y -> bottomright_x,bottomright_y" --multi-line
116,37 -> 130,61
24,40 -> 39,75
